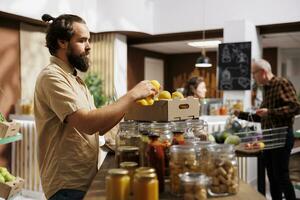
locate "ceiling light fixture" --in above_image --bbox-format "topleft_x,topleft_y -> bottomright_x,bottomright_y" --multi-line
188,40 -> 221,48
195,0 -> 212,68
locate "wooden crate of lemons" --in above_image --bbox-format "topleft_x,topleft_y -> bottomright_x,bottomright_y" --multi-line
125,80 -> 200,122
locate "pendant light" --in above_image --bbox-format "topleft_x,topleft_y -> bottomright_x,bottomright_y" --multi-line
195,0 -> 212,68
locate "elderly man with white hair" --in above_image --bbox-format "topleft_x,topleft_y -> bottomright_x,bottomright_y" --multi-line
235,58 -> 300,200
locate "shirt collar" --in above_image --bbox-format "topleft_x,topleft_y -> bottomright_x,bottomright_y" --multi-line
265,76 -> 276,87
50,56 -> 77,76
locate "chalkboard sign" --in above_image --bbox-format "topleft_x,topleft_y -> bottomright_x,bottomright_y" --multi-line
218,42 -> 251,90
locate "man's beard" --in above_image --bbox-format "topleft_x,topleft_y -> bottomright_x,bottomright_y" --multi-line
67,46 -> 90,72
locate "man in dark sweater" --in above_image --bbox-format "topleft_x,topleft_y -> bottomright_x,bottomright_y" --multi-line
235,58 -> 300,200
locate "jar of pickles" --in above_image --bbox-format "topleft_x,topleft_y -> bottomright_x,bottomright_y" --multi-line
138,122 -> 151,166
147,122 -> 173,192
170,145 -> 196,195
133,172 -> 159,200
186,119 -> 208,141
171,121 -> 188,145
207,144 -> 239,196
179,172 -> 210,200
106,168 -> 130,200
116,121 -> 141,166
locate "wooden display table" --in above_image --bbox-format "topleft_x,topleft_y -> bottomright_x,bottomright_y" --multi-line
84,153 -> 266,200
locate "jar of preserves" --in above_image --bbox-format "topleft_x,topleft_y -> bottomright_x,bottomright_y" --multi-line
179,172 -> 210,200
120,162 -> 138,194
133,172 -> 159,200
171,121 -> 187,145
138,122 -> 151,166
207,144 -> 239,196
186,119 -> 208,141
170,145 -> 196,195
147,122 -> 173,192
106,168 -> 130,200
116,121 -> 140,166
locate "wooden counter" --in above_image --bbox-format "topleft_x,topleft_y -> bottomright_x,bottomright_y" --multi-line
84,152 -> 266,200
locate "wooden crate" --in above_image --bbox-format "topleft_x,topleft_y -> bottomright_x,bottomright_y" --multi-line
125,96 -> 200,122
0,121 -> 20,138
0,177 -> 24,199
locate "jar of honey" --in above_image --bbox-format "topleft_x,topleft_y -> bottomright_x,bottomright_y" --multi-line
133,172 -> 159,200
106,168 -> 130,200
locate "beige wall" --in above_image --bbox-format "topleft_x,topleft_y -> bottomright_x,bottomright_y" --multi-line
20,23 -> 49,102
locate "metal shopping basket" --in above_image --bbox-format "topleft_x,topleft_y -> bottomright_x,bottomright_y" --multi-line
235,126 -> 288,151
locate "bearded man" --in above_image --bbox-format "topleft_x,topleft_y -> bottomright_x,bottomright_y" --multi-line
34,14 -> 157,200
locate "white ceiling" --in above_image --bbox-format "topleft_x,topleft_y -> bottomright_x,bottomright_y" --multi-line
132,32 -> 300,54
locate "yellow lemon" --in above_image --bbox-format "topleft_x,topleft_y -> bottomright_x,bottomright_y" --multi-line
146,96 -> 154,105
150,80 -> 161,91
158,90 -> 172,100
136,99 -> 148,106
172,91 -> 184,99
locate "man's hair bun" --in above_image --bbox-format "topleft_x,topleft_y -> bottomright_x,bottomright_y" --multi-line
41,14 -> 55,22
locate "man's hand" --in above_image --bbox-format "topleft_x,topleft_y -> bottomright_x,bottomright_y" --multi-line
127,80 -> 158,101
255,108 -> 268,117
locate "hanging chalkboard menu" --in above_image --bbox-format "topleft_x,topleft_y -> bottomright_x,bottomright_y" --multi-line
218,42 -> 251,90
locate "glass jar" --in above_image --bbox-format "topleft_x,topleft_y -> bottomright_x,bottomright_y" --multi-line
116,121 -> 141,166
179,172 -> 210,200
170,145 -> 196,195
193,141 -> 216,175
207,144 -> 239,196
171,121 -> 188,145
138,122 -> 151,166
116,146 -> 140,167
186,119 -> 208,141
147,122 -> 173,192
133,172 -> 159,200
106,168 -> 130,200
120,162 -> 138,195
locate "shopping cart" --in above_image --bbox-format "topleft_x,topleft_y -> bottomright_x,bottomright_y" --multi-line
235,126 -> 288,151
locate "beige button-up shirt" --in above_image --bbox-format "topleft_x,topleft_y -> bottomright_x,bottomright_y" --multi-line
34,56 -> 99,199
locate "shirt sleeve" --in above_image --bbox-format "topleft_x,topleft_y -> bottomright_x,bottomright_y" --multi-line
268,79 -> 300,117
40,72 -> 86,122
238,111 -> 261,122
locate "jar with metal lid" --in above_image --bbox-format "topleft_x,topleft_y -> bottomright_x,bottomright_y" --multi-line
133,172 -> 159,200
106,168 -> 130,200
207,144 -> 239,196
135,167 -> 156,174
138,122 -> 151,166
179,172 -> 210,200
120,162 -> 138,195
170,145 -> 196,195
186,119 -> 208,141
116,121 -> 140,166
171,121 -> 188,145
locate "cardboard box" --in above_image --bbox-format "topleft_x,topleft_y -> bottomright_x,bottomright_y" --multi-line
125,96 -> 200,122
0,121 -> 20,138
0,177 -> 24,199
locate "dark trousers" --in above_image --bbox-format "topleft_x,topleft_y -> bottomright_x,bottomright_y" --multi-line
49,189 -> 85,200
263,129 -> 296,200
